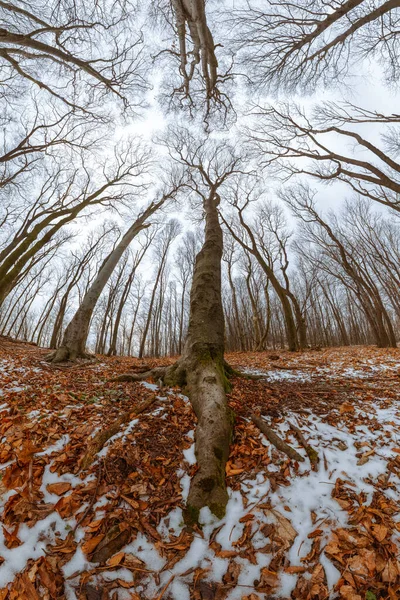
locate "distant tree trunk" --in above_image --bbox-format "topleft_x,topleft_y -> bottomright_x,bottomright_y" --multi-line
177,281 -> 187,354
139,259 -> 166,358
256,283 -> 271,351
127,291 -> 143,355
290,294 -> 307,349
47,201 -> 162,362
222,214 -> 300,351
225,251 -> 246,351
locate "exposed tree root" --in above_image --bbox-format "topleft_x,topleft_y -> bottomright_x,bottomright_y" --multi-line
181,353 -> 234,525
80,394 -> 158,470
45,346 -> 95,364
289,421 -> 319,469
223,361 -> 266,380
112,353 -> 234,524
251,414 -> 305,462
110,366 -> 168,383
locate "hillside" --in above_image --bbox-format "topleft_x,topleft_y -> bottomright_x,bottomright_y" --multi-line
0,338 -> 400,599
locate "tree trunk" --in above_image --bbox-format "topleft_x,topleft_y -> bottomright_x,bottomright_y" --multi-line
290,295 -> 307,349
47,204 -> 157,362
167,194 -> 233,523
132,193 -> 233,523
138,259 -> 165,358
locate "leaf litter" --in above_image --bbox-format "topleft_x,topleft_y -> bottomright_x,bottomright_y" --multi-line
0,336 -> 400,599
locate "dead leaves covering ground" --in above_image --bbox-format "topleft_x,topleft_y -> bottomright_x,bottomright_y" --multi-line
0,337 -> 400,599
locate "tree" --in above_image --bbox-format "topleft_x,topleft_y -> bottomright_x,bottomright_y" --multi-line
232,0 -> 400,92
152,0 -> 233,123
174,231 -> 199,354
47,184 -> 181,362
221,185 -> 307,351
284,184 -> 397,348
247,102 -> 400,214
0,0 -> 147,113
222,240 -> 247,351
118,128 -> 247,522
138,219 -> 182,358
49,224 -> 116,349
0,142 -> 151,307
107,230 -> 155,356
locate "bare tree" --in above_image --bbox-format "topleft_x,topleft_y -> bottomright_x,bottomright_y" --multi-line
221,184 -> 307,351
138,219 -> 182,358
48,183 -> 181,362
231,0 -> 400,92
107,230 -> 156,356
49,223 -> 116,348
121,127 -> 247,522
285,184 -> 397,348
0,142 -> 151,307
152,0 -> 233,123
0,0 -> 147,113
247,102 -> 400,213
174,231 -> 199,353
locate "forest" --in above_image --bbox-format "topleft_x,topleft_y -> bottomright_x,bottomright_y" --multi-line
0,1 -> 400,599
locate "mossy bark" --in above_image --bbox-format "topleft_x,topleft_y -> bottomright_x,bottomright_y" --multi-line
172,193 -> 233,522
125,193 -> 233,523
110,192 -> 234,523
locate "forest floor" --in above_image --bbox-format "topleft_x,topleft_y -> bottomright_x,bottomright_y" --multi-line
0,337 -> 400,600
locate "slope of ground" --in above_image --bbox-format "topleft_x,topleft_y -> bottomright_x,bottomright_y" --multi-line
0,336 -> 399,600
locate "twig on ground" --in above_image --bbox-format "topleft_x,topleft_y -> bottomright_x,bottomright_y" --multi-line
289,420 -> 319,469
73,462 -> 103,533
251,414 -> 305,462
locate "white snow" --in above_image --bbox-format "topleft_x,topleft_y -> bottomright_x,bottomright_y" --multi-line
0,511 -> 75,587
1,351 -> 399,598
36,434 -> 70,456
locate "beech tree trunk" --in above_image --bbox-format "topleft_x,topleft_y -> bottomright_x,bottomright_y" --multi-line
164,193 -> 233,522
125,193 -> 233,522
47,202 -> 161,362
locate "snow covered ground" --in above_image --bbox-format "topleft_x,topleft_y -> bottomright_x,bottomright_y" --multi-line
0,344 -> 399,598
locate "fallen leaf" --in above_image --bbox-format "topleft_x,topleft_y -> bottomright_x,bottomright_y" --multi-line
46,482 -> 71,495
371,524 -> 388,542
81,534 -> 105,556
107,551 -> 125,567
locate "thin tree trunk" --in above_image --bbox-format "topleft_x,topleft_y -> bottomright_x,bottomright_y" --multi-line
48,201 -> 161,362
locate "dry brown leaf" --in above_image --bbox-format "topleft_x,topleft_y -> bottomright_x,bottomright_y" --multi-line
382,559 -> 399,583
339,584 -> 362,600
107,551 -> 125,567
46,482 -> 71,495
81,533 -> 105,555
265,509 -> 297,549
371,523 -> 388,542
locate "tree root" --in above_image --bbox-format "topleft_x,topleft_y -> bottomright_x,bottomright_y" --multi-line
45,346 -> 95,364
80,394 -> 158,470
223,361 -> 266,380
110,366 -> 168,383
251,414 -> 305,462
289,421 -> 319,469
110,355 -> 234,525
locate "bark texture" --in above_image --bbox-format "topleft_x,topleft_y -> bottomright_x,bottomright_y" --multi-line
166,193 -> 233,522
119,193 -> 234,523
